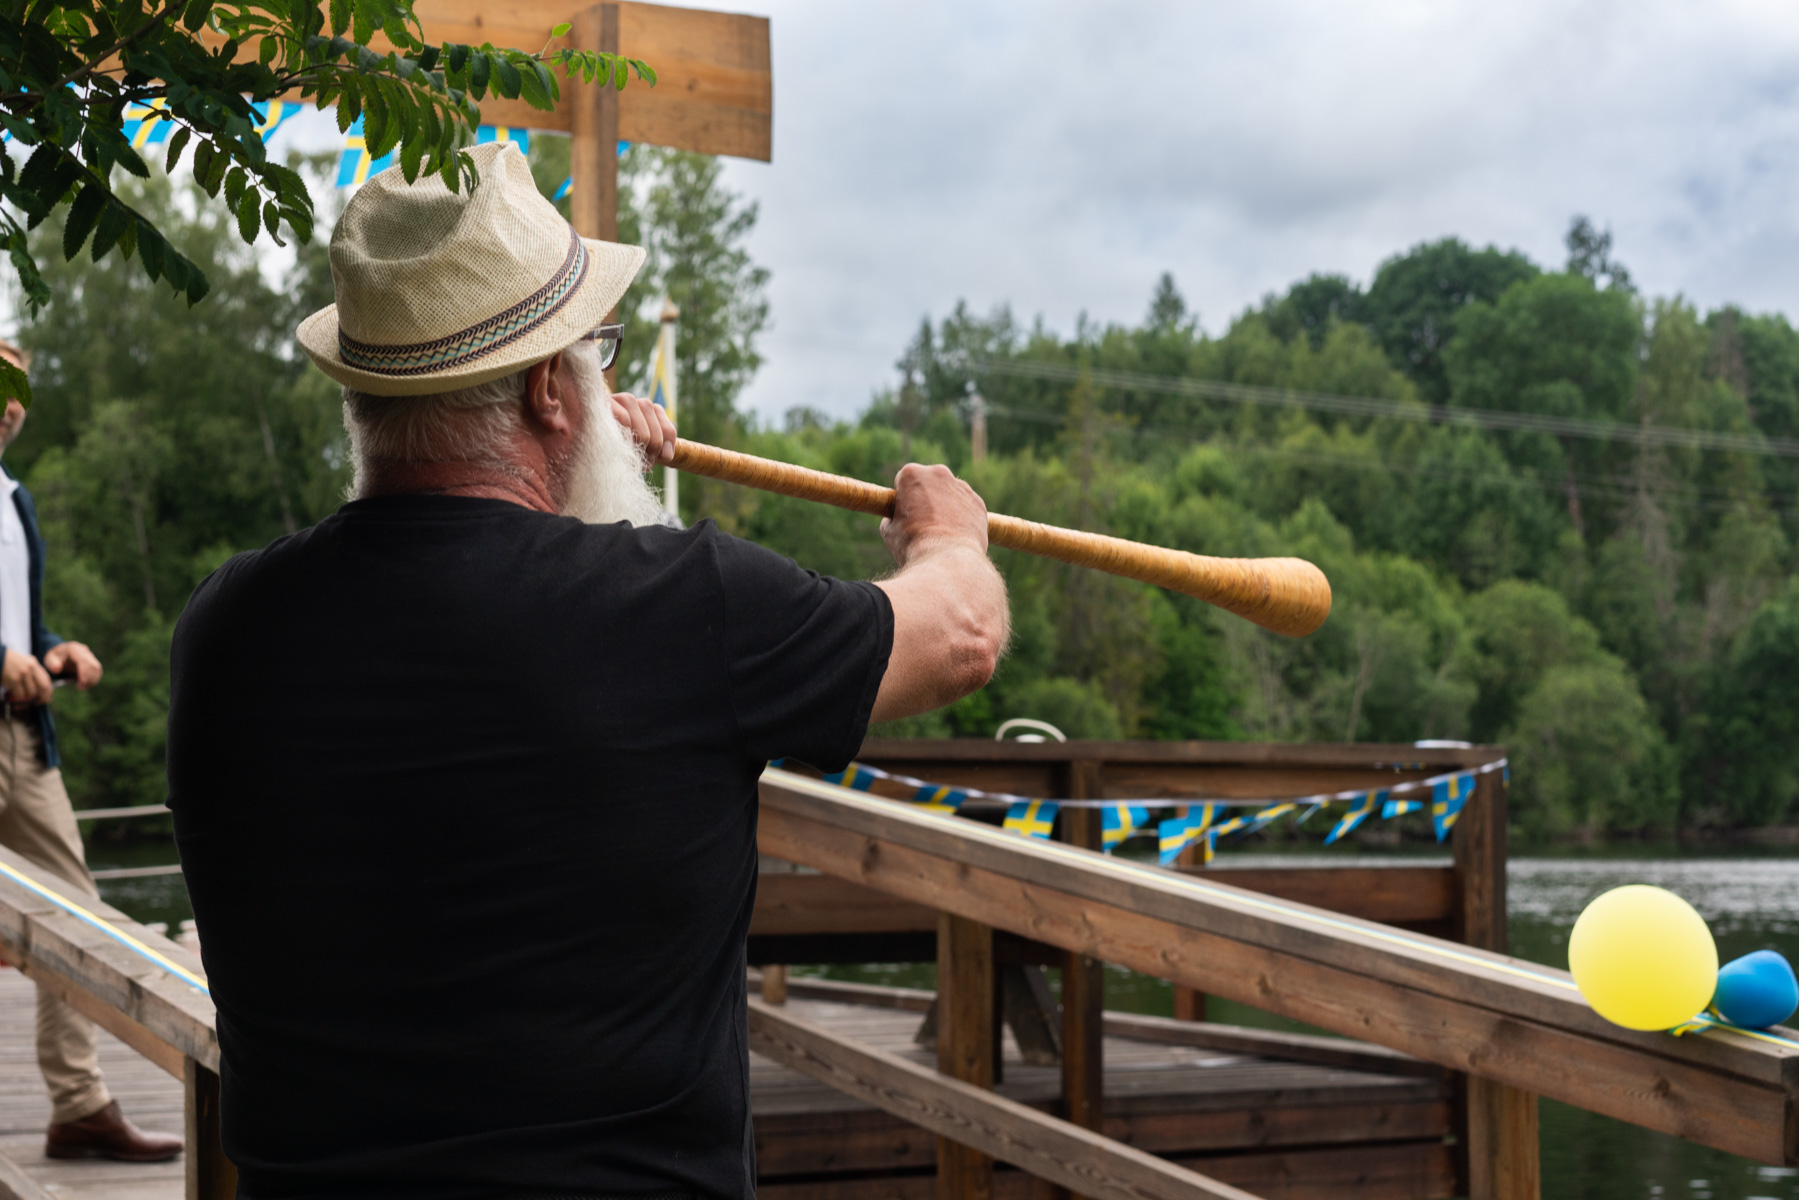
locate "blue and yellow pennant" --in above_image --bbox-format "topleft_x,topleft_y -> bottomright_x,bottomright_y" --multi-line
1101,805 -> 1150,853
1382,796 -> 1425,819
1003,800 -> 1058,840
1157,803 -> 1221,866
821,763 -> 877,791
1431,772 -> 1470,842
1325,791 -> 1383,845
337,115 -> 393,186
1245,802 -> 1298,834
122,100 -> 172,149
476,124 -> 530,154
912,785 -> 965,816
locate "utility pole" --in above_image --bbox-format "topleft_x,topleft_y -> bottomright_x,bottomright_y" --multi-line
968,388 -> 988,463
657,298 -> 680,518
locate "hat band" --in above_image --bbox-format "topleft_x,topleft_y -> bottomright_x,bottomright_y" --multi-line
336,229 -> 590,379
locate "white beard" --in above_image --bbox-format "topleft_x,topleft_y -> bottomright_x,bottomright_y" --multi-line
557,351 -> 667,528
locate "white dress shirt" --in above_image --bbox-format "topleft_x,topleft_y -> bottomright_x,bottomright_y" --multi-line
0,476 -> 31,666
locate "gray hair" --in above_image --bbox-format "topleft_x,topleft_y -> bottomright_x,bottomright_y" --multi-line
342,340 -> 610,497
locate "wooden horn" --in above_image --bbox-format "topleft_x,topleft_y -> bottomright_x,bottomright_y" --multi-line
667,441 -> 1332,638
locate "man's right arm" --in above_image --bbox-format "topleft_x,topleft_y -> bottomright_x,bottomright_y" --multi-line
871,464 -> 1010,724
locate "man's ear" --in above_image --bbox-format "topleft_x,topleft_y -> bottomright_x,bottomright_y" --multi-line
523,352 -> 575,436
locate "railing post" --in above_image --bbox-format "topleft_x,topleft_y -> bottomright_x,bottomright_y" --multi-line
184,1057 -> 235,1200
1048,759 -> 1105,1200
936,911 -> 995,1200
1454,766 -> 1539,1200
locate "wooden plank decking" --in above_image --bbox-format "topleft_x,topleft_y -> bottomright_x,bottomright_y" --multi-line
0,966 -> 1453,1200
753,997 -> 1453,1200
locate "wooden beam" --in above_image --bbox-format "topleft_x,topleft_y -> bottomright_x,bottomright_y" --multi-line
746,997 -> 1263,1200
752,872 -> 937,935
1185,864 -> 1455,927
938,912 -> 996,1200
568,3 -> 619,245
185,1058 -> 237,1200
1099,1013 -> 1443,1079
0,847 -> 216,1071
0,1149 -> 53,1200
756,768 -> 1799,1165
1453,772 -> 1539,1200
1054,763 -> 1106,1200
357,0 -> 773,160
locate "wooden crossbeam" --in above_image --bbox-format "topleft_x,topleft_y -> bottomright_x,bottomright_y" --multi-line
0,845 -> 215,1075
757,767 -> 1799,1166
747,997 -> 1260,1200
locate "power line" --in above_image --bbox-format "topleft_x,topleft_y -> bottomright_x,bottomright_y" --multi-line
975,400 -> 1794,516
970,357 -> 1799,460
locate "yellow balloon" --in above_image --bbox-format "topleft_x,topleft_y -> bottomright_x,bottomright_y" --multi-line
1569,885 -> 1717,1031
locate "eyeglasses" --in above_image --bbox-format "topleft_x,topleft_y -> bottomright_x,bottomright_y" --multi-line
582,324 -> 624,371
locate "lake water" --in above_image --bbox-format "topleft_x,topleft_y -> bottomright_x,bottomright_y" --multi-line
85,844 -> 1799,1200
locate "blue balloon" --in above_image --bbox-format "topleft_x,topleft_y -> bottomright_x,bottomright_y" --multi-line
1713,950 -> 1799,1030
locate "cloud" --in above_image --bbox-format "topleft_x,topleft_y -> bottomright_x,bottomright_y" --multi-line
277,2 -> 1799,426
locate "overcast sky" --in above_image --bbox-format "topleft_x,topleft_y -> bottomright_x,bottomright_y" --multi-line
660,0 -> 1799,424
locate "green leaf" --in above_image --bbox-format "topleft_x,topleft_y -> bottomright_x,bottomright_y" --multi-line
446,41 -> 468,78
612,56 -> 626,89
185,262 -> 209,306
137,223 -> 165,282
235,188 -> 259,244
362,81 -> 388,156
258,35 -> 277,64
468,49 -> 489,97
90,200 -> 130,261
416,43 -> 438,71
263,200 -> 280,237
0,358 -> 32,412
191,139 -> 214,187
61,183 -> 104,261
181,0 -> 213,32
164,126 -> 192,173
202,146 -> 229,197
550,20 -> 569,37
491,52 -> 520,97
329,0 -> 349,34
223,165 -> 246,211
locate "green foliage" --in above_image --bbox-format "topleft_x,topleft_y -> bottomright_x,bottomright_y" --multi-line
15,164 -> 347,814
0,0 -> 654,330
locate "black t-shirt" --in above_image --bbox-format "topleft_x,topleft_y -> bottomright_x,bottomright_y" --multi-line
167,496 -> 892,1200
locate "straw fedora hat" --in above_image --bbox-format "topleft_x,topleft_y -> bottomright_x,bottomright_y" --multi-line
297,141 -> 645,397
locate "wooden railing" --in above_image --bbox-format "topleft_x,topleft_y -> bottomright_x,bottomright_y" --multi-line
0,741 -> 1788,1200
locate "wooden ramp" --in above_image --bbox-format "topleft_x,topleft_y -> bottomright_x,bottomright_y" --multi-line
754,994 -> 1453,1200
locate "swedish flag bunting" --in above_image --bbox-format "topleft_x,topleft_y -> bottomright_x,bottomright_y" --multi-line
912,785 -> 966,816
1003,800 -> 1058,840
337,115 -> 394,187
1157,802 -> 1221,866
1245,802 -> 1297,833
476,124 -> 530,154
821,763 -> 877,791
251,100 -> 302,142
1382,796 -> 1425,819
1325,791 -> 1383,845
1101,805 -> 1150,853
1431,772 -> 1470,842
122,100 -> 172,150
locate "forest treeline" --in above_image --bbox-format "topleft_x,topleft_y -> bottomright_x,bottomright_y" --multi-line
9,146 -> 1797,840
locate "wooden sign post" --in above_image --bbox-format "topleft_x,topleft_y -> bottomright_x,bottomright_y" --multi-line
410,0 -> 773,242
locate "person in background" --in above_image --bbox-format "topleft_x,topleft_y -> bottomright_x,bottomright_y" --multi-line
0,339 -> 183,1163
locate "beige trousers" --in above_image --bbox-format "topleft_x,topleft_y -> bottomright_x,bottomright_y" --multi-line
0,716 -> 112,1124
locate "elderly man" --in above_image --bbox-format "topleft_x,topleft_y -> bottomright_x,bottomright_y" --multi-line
0,341 -> 183,1162
166,142 -> 1008,1199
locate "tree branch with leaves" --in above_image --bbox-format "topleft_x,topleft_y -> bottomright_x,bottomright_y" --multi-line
0,0 -> 654,402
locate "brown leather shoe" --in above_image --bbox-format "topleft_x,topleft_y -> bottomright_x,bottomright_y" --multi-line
46,1101 -> 183,1162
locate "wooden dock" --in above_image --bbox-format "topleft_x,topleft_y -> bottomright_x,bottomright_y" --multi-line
0,963 -> 1450,1200
0,965 -> 184,1200
753,992 -> 1453,1200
